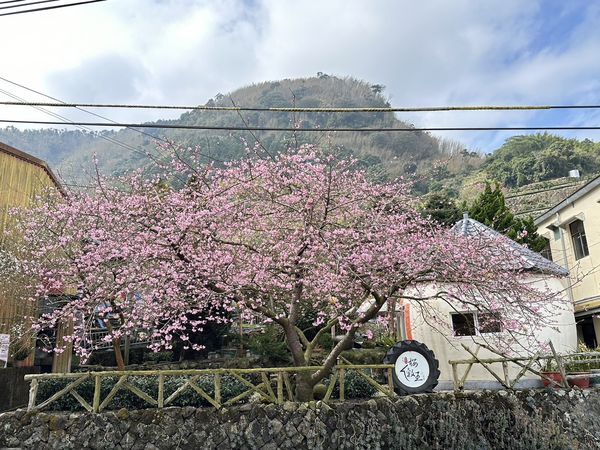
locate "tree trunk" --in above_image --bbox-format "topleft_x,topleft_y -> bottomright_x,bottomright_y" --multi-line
295,371 -> 316,402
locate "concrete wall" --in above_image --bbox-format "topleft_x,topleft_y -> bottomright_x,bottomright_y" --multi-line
1,390 -> 599,449
0,366 -> 40,412
536,181 -> 600,310
406,276 -> 577,384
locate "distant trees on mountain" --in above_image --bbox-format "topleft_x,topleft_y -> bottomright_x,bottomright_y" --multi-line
483,133 -> 600,188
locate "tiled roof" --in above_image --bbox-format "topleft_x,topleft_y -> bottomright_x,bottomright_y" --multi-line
451,216 -> 568,277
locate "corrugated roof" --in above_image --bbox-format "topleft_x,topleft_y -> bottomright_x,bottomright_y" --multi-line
0,141 -> 65,195
452,215 -> 568,277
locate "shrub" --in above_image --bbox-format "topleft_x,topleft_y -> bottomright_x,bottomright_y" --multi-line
330,370 -> 377,399
36,374 -> 251,411
246,326 -> 291,365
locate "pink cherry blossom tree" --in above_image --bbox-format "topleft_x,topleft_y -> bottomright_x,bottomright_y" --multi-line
13,144 -> 564,400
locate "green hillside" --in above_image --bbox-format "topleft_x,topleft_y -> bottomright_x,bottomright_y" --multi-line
0,76 -> 479,184
1,77 -> 599,208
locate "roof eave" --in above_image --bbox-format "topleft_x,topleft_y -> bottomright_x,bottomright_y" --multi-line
534,174 -> 600,226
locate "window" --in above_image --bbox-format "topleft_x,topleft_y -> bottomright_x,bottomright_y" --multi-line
451,311 -> 502,336
451,313 -> 476,336
540,238 -> 553,262
569,219 -> 589,260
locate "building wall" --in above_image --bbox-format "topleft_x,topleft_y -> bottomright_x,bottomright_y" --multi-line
0,146 -> 60,366
535,183 -> 600,311
0,149 -> 57,242
405,276 -> 577,384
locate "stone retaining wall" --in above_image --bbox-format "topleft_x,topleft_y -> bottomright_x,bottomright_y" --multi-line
1,389 -> 600,449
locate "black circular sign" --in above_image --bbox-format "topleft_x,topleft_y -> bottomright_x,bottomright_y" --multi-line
383,340 -> 440,394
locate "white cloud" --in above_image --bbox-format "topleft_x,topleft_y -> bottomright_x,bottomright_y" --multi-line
0,0 -> 599,152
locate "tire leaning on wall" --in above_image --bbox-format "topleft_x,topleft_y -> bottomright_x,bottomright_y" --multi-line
383,340 -> 440,395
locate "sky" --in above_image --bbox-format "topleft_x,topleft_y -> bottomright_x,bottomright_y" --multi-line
1,0 -> 600,152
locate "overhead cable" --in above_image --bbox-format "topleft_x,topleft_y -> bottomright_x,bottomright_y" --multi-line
0,0 -> 61,11
0,76 -> 226,163
1,101 -> 600,113
0,0 -> 106,16
2,119 -> 600,132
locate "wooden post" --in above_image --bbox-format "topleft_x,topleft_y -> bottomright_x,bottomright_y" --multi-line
158,374 -> 165,408
387,367 -> 395,394
451,363 -> 460,392
92,375 -> 101,413
502,361 -> 510,387
549,341 -> 569,390
27,379 -> 38,411
339,368 -> 345,401
214,374 -> 221,406
277,372 -> 284,404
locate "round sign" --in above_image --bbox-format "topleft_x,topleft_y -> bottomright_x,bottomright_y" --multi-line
383,340 -> 440,394
394,350 -> 430,388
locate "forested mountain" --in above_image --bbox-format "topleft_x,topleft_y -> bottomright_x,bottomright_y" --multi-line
1,76 -> 598,203
481,133 -> 600,188
0,76 -> 480,184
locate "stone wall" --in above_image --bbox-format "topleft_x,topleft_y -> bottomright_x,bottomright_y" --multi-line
1,389 -> 600,449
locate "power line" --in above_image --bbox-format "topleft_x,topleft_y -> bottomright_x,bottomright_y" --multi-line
2,119 -> 600,132
0,76 -> 227,163
0,0 -> 28,5
0,0 -> 61,11
0,0 -> 106,16
1,101 -> 600,113
0,87 -> 147,159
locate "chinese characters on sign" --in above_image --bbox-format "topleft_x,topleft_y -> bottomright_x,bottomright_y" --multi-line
399,355 -> 426,384
394,350 -> 430,389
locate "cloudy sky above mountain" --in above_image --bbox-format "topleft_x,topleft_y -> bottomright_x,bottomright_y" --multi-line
1,0 -> 600,151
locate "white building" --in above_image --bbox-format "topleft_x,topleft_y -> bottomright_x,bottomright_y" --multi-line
372,216 -> 577,389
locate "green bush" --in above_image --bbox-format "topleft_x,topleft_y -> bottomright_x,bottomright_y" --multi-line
330,370 -> 377,399
36,374 -> 251,411
246,326 -> 291,365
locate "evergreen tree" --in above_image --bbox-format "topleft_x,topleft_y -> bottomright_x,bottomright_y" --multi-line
468,182 -> 547,253
419,192 -> 462,227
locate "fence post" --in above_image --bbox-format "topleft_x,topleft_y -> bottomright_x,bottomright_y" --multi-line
27,379 -> 38,411
451,363 -> 459,391
277,372 -> 284,404
549,341 -> 570,390
92,375 -> 101,413
158,374 -> 165,408
214,374 -> 221,406
502,361 -> 510,388
387,367 -> 395,394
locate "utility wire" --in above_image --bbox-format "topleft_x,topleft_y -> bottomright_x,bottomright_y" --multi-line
0,0 -> 28,5
0,87 -> 146,158
1,101 -> 600,113
0,0 -> 60,11
0,76 -> 226,163
2,119 -> 600,132
0,0 -> 106,16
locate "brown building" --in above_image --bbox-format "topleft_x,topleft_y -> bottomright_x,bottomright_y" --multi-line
0,141 -> 66,370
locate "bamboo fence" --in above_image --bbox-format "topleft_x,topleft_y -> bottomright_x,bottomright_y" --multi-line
25,363 -> 397,413
449,342 -> 600,391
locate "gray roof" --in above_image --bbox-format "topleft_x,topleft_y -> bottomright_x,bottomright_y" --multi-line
451,216 -> 568,277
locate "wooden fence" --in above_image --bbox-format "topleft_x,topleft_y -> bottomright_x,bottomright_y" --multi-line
25,362 -> 397,413
449,342 -> 600,391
